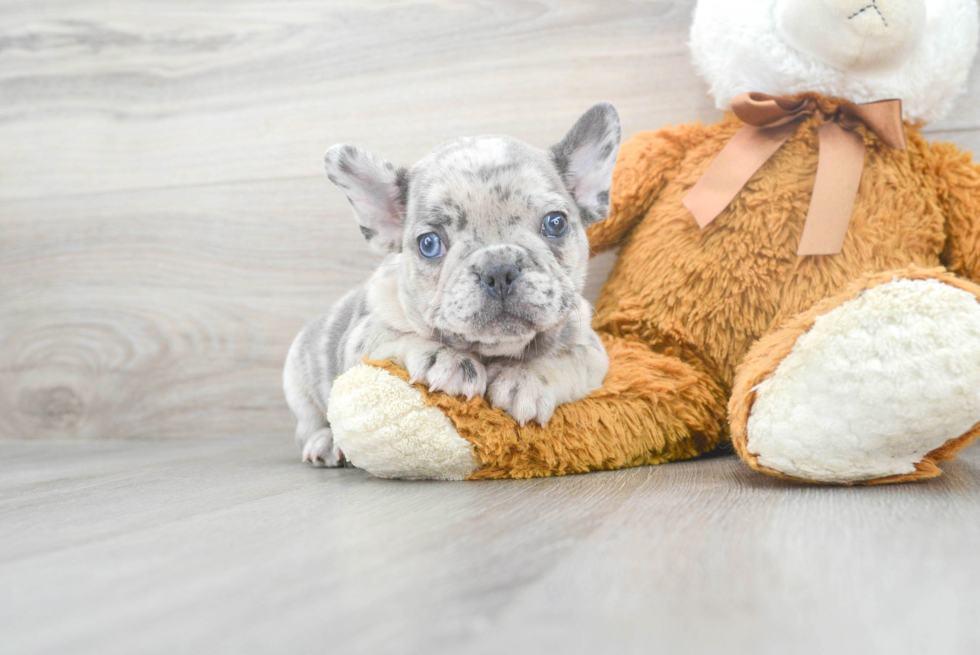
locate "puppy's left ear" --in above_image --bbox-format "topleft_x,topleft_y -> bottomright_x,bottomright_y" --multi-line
550,102 -> 621,224
324,144 -> 409,253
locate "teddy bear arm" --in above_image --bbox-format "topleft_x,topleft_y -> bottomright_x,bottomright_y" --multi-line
935,142 -> 980,284
460,333 -> 731,478
329,334 -> 731,480
588,125 -> 703,254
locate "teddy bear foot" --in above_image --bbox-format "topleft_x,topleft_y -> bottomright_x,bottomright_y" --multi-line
734,273 -> 980,484
326,363 -> 480,480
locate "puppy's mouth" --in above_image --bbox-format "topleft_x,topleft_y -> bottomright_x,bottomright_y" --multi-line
442,304 -> 543,350
429,262 -> 573,348
469,294 -> 575,348
481,310 -> 536,337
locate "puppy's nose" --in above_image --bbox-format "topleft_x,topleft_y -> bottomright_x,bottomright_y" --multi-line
480,263 -> 521,298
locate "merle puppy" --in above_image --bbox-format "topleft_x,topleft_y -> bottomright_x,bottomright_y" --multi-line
284,104 -> 621,466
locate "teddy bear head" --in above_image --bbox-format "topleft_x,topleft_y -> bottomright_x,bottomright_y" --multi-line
690,0 -> 979,123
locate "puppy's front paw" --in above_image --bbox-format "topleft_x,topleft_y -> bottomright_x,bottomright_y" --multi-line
302,429 -> 345,467
486,364 -> 557,426
405,346 -> 487,399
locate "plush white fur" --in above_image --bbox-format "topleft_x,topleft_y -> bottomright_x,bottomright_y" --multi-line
327,364 -> 479,480
690,0 -> 979,123
747,279 -> 980,483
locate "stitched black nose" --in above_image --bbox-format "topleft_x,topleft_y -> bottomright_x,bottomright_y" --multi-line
479,263 -> 521,298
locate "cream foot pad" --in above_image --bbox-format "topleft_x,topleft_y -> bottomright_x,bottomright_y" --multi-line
747,279 -> 980,483
328,364 -> 479,480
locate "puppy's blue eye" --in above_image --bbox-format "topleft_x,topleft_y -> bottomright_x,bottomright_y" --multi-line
418,232 -> 445,259
541,211 -> 568,238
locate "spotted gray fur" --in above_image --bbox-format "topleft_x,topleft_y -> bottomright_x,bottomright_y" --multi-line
284,103 -> 621,465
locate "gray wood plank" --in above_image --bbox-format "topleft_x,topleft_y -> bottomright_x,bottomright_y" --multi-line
2,439 -> 979,654
0,0 -> 716,200
0,176 -> 367,440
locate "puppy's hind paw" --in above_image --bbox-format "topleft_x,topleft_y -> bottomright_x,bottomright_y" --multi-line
302,429 -> 345,467
405,347 -> 487,400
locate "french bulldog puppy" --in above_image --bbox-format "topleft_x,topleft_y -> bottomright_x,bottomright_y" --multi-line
284,103 -> 621,466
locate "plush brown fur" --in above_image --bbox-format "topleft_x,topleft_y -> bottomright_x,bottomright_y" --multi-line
370,94 -> 980,482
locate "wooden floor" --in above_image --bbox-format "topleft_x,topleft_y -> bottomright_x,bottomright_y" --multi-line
4,2 -> 980,652
3,438 -> 980,655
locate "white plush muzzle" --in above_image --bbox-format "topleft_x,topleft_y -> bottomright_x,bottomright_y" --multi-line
775,0 -> 926,72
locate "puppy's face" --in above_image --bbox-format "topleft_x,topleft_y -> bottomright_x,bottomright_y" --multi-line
400,136 -> 596,348
324,103 -> 621,353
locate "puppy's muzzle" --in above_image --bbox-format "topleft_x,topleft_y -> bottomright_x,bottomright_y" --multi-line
479,262 -> 522,298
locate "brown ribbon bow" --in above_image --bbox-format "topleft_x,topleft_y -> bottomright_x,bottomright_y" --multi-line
682,92 -> 907,255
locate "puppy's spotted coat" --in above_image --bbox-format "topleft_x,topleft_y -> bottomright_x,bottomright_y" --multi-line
284,104 -> 621,466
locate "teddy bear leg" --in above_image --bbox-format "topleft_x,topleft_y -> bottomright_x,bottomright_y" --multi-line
326,363 -> 481,480
328,334 -> 729,480
730,267 -> 980,484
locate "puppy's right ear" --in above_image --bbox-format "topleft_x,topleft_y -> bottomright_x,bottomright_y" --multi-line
324,145 -> 409,253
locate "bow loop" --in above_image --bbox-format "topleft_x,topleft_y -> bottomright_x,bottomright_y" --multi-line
731,92 -> 817,128
682,93 -> 906,255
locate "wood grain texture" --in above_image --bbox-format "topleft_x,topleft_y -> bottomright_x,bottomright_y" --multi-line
3,438 -> 980,654
0,0 -> 717,200
1,0 -> 979,441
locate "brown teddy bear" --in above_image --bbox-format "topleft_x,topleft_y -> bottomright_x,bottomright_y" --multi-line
325,0 -> 980,484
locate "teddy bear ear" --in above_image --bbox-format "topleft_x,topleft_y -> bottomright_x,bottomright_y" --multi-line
324,144 -> 409,253
550,102 -> 622,224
